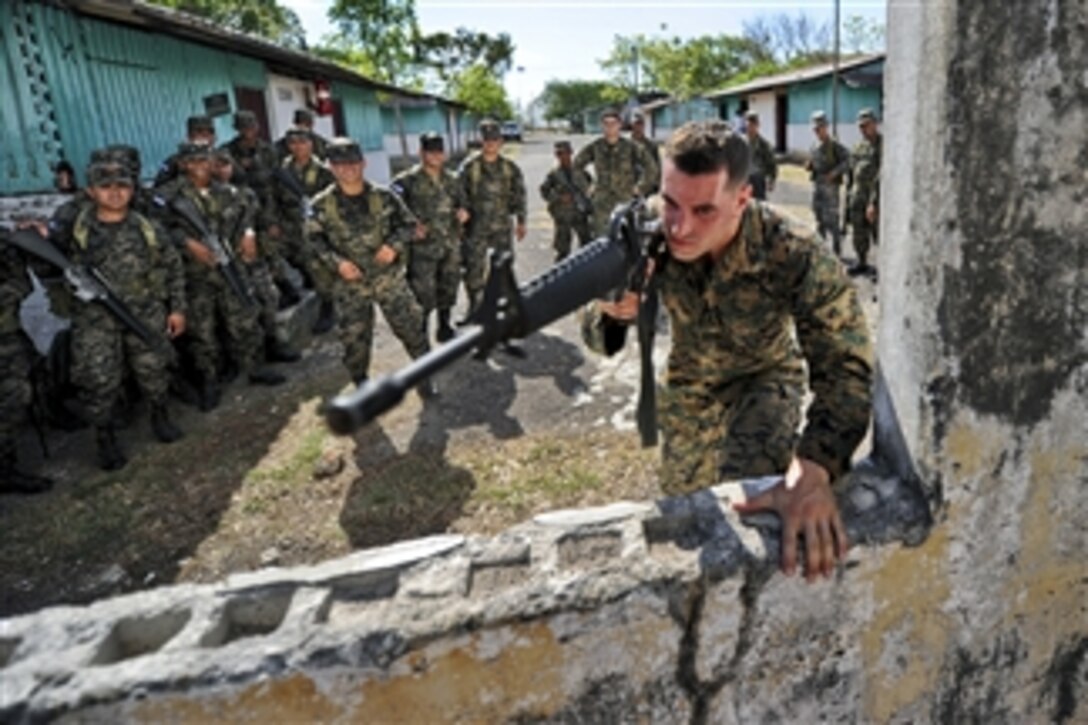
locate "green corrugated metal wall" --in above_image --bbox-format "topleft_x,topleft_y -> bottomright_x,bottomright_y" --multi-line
380,105 -> 446,136
787,66 -> 884,124
331,82 -> 383,151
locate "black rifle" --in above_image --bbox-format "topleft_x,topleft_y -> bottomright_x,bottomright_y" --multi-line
554,168 -> 593,220
2,227 -> 167,351
325,200 -> 666,445
169,196 -> 255,307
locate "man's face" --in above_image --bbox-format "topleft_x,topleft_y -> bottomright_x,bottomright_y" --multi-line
330,159 -> 365,186
745,121 -> 759,140
212,159 -> 234,183
189,129 -> 216,146
241,125 -> 260,143
859,119 -> 878,141
183,156 -> 212,185
422,149 -> 445,171
482,138 -> 502,156
555,148 -> 572,166
88,182 -> 134,214
288,136 -> 313,162
661,159 -> 751,263
813,124 -> 830,142
601,116 -> 621,142
631,120 -> 646,138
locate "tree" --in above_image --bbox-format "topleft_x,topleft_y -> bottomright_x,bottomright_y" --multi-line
742,12 -> 834,63
842,15 -> 886,54
451,64 -> 512,119
326,0 -> 419,85
414,28 -> 515,87
148,0 -> 306,48
538,80 -> 621,126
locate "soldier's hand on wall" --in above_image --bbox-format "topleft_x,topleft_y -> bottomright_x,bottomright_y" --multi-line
166,312 -> 186,338
515,222 -> 527,241
732,456 -> 848,582
414,222 -> 427,240
374,244 -> 397,266
598,291 -> 639,322
338,259 -> 362,282
186,239 -> 217,268
238,231 -> 258,262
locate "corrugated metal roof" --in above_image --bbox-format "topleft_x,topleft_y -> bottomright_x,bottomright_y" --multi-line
703,53 -> 885,99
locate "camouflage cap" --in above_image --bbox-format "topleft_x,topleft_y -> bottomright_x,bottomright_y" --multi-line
744,110 -> 760,123
419,132 -> 445,152
554,140 -> 573,153
599,109 -> 621,122
857,108 -> 878,123
293,108 -> 315,125
211,147 -> 235,165
186,115 -> 214,135
284,126 -> 314,142
86,161 -> 134,187
811,110 -> 829,126
478,119 -> 501,141
325,137 -> 363,164
176,141 -> 212,160
234,110 -> 258,130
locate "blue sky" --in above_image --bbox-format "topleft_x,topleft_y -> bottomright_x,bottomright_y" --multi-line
281,1 -> 886,106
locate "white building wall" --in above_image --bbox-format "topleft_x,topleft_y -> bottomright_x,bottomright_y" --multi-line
748,92 -> 777,131
265,73 -> 336,140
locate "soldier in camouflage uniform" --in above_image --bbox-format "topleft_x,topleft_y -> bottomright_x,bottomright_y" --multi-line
275,108 -> 329,161
0,233 -> 53,493
846,108 -> 882,276
154,115 -> 217,188
55,160 -> 189,470
391,132 -> 468,343
158,143 -> 285,411
539,140 -> 593,261
309,139 -> 435,394
584,121 -> 872,581
456,120 -> 527,313
574,109 -> 656,237
629,112 -> 661,195
744,111 -> 778,200
267,127 -> 337,333
805,110 -> 851,256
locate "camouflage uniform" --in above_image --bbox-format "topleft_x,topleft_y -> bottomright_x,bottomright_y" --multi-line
266,156 -> 336,297
848,132 -> 882,267
746,132 -> 778,201
391,162 -> 464,324
631,133 -> 661,195
0,239 -> 35,469
808,131 -> 851,255
223,135 -> 279,209
584,201 -> 873,494
573,136 -> 655,236
310,182 -> 429,382
457,152 -> 527,301
539,163 -> 593,261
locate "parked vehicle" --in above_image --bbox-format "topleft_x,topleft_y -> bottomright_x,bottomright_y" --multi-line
501,121 -> 522,142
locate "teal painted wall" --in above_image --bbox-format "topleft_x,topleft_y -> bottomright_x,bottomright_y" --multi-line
333,82 -> 383,151
381,105 -> 447,136
787,64 -> 884,124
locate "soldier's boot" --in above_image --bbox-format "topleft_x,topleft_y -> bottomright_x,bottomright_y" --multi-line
95,425 -> 127,472
265,336 -> 301,363
417,378 -> 438,399
150,403 -> 184,444
275,278 -> 302,309
248,367 -> 287,386
312,298 -> 336,335
199,377 -> 222,412
436,309 -> 455,343
0,452 -> 53,495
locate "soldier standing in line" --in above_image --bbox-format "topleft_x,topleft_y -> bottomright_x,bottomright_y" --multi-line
574,109 -> 655,237
154,115 -> 217,188
390,132 -> 469,343
583,121 -> 873,581
56,159 -> 189,470
158,143 -> 284,411
456,119 -> 527,315
0,233 -> 54,493
846,108 -> 882,276
539,140 -> 593,261
309,139 -> 435,394
629,112 -> 661,195
805,110 -> 851,256
744,110 -> 778,201
276,108 -> 329,161
266,127 -> 337,333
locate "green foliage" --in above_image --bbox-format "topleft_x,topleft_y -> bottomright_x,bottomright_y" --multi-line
148,0 -> 306,48
450,64 -> 513,119
538,80 -> 621,124
326,0 -> 419,85
842,15 -> 886,54
414,28 -> 516,86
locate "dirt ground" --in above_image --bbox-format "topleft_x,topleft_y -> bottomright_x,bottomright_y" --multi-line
0,137 -> 878,618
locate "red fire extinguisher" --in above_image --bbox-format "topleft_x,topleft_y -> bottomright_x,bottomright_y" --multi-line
313,79 -> 333,116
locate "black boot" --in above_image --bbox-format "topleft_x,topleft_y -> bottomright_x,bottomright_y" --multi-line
312,298 -> 336,334
150,403 -> 184,444
265,336 -> 301,363
0,452 -> 53,495
275,278 -> 301,309
199,378 -> 221,412
436,308 -> 455,343
248,367 -> 286,386
95,425 -> 127,472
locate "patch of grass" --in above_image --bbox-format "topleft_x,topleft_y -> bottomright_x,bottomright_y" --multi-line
777,162 -> 810,186
246,428 -> 327,486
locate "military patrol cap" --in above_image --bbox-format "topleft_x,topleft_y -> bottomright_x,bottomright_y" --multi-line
554,140 -> 572,153
745,110 -> 760,123
811,110 -> 829,126
176,141 -> 212,160
186,115 -> 214,135
478,119 -> 501,141
325,137 -> 363,164
86,161 -> 134,187
211,147 -> 235,165
857,108 -> 878,123
419,132 -> 445,152
293,108 -> 315,125
234,110 -> 258,130
599,109 -> 621,122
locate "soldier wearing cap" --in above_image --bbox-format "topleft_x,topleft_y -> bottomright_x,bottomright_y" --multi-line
846,108 -> 882,276
276,108 -> 328,161
223,111 -> 279,209
804,110 -> 850,256
456,119 -> 527,314
267,126 -> 337,333
539,139 -> 593,261
629,112 -> 661,195
744,111 -> 778,201
154,114 -> 216,188
309,138 -> 434,394
157,142 -> 285,411
56,157 -> 189,470
574,109 -> 656,237
390,132 -> 468,343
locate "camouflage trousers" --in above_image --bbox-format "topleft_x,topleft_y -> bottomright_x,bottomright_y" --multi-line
811,182 -> 843,254
187,272 -> 263,380
70,303 -> 173,426
0,331 -> 32,460
332,270 -> 429,381
463,228 -> 513,297
849,201 -> 877,266
552,214 -> 592,261
657,377 -> 802,495
245,257 -> 280,335
407,243 -> 461,314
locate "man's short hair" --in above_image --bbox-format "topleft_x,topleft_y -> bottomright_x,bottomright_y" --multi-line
186,115 -> 214,135
664,121 -> 750,188
554,140 -> 572,153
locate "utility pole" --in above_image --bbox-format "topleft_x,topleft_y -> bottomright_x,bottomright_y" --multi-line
831,0 -> 841,136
